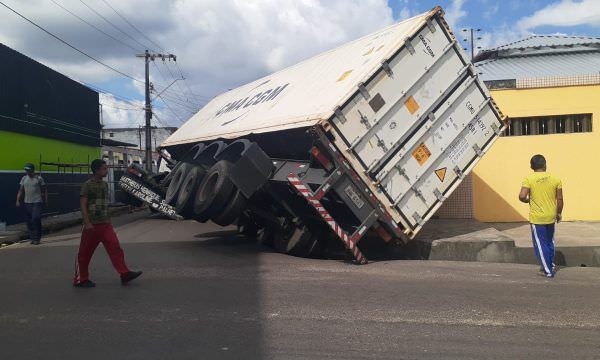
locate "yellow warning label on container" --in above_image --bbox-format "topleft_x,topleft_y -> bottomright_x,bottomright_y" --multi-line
435,167 -> 447,182
337,70 -> 353,82
405,96 -> 420,114
412,143 -> 431,166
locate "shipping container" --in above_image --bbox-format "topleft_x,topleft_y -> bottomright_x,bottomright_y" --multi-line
121,7 -> 505,263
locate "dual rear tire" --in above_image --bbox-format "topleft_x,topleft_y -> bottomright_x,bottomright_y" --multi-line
165,160 -> 246,226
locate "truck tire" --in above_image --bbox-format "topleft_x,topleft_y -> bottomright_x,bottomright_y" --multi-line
274,222 -> 317,257
193,160 -> 235,222
175,166 -> 206,218
256,226 -> 275,246
165,162 -> 190,205
211,189 -> 247,226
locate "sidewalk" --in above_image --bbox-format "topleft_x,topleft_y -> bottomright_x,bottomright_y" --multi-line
0,205 -> 137,247
417,219 -> 600,267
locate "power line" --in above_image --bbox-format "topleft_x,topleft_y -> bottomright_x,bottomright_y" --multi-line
85,83 -> 142,106
49,0 -> 140,53
101,103 -> 142,112
153,93 -> 199,114
98,0 -> 207,110
151,111 -> 171,128
152,84 -> 202,108
173,61 -> 204,100
0,1 -> 144,84
156,94 -> 185,124
98,0 -> 206,107
78,0 -> 155,52
101,0 -> 165,53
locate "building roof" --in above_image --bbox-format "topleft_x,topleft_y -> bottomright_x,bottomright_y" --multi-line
492,35 -> 600,50
474,35 -> 600,82
101,138 -> 138,147
103,126 -> 178,132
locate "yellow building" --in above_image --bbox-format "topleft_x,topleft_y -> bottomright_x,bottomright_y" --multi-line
471,36 -> 600,222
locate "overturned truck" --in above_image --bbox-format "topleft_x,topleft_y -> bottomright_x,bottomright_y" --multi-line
120,7 -> 505,264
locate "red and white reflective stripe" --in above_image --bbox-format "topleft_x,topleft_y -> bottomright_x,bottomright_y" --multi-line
288,174 -> 367,264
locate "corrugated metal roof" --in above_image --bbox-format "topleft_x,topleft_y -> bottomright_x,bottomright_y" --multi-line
473,34 -> 600,82
476,51 -> 600,81
494,35 -> 600,50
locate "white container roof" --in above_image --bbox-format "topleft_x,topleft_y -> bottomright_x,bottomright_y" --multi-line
162,9 -> 439,147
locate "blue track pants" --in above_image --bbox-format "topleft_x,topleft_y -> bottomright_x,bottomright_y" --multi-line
530,223 -> 555,276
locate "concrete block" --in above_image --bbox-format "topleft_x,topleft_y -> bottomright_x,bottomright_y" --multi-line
428,228 -> 517,263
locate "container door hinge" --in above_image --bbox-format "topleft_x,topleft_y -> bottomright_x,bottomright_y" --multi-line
334,107 -> 347,124
472,144 -> 483,157
404,38 -> 415,55
413,212 -> 425,226
381,61 -> 394,77
426,19 -> 436,33
453,166 -> 463,178
358,82 -> 370,100
491,122 -> 501,135
433,188 -> 444,202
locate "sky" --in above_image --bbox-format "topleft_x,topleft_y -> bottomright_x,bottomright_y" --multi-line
0,0 -> 599,128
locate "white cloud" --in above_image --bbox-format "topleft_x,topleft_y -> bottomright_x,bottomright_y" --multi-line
0,0 -> 394,127
444,0 -> 467,28
100,93 -> 144,128
483,2 -> 500,20
398,6 -> 412,19
518,0 -> 600,30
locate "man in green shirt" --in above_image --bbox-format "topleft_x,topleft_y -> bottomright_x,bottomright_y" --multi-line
73,159 -> 142,288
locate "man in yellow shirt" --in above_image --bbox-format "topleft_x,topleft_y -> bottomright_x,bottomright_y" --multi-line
519,155 -> 563,278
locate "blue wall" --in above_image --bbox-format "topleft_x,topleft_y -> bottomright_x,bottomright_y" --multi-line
2,172 -> 91,225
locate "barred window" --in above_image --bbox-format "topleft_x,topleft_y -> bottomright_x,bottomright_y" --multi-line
503,114 -> 592,136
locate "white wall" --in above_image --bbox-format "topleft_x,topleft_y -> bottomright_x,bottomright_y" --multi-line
102,127 -> 177,150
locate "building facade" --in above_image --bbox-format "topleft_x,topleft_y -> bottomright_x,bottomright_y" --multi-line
0,43 -> 100,224
102,126 -> 177,152
471,36 -> 600,222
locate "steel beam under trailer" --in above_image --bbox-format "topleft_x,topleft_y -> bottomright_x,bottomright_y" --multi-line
287,174 -> 373,265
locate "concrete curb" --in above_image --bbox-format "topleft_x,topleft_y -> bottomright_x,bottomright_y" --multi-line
0,206 -> 138,246
418,227 -> 600,267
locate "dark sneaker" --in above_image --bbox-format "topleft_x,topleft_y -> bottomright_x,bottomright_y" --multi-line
73,280 -> 96,288
32,241 -> 41,245
121,271 -> 142,285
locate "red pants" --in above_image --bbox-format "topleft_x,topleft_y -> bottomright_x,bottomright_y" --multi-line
74,223 -> 129,282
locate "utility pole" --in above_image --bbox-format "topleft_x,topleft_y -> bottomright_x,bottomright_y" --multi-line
461,28 -> 482,60
136,50 -> 177,171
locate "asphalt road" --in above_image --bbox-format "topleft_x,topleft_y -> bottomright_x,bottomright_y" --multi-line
1,212 -> 599,359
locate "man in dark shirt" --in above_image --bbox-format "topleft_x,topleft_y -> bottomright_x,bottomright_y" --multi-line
73,159 -> 142,288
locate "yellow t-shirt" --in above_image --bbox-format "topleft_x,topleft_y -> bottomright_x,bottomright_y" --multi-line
522,172 -> 562,224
